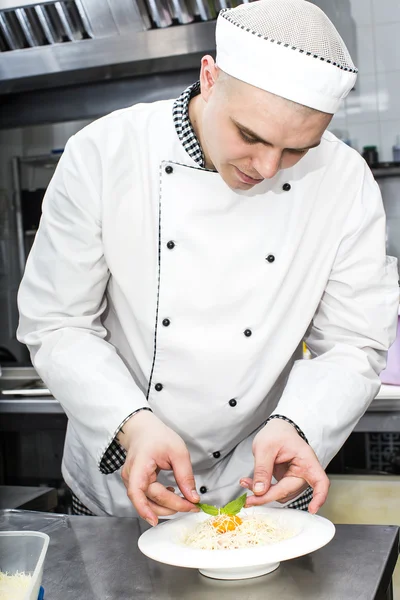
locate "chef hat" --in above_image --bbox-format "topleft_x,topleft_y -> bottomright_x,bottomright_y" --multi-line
215,0 -> 357,114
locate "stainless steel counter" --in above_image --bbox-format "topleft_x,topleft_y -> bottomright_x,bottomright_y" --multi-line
0,510 -> 398,600
0,366 -> 62,414
0,395 -> 63,414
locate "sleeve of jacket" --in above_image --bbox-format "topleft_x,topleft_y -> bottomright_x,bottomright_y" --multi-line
270,163 -> 399,469
17,133 -> 149,470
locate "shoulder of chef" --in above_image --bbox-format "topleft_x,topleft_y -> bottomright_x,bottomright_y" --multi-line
68,98 -> 177,158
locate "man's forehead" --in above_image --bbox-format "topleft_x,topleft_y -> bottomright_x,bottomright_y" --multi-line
219,75 -> 319,116
231,117 -> 323,151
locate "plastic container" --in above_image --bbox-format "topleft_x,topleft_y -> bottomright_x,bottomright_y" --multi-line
392,135 -> 400,162
0,531 -> 49,600
380,309 -> 400,386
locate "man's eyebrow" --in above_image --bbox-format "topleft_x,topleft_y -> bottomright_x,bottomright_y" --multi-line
231,118 -> 321,151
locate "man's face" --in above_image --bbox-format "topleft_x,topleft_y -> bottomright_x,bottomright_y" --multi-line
200,70 -> 333,190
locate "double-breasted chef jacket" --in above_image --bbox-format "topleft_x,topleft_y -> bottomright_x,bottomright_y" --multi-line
17,89 -> 399,517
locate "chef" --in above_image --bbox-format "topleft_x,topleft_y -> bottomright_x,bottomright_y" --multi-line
17,0 -> 399,525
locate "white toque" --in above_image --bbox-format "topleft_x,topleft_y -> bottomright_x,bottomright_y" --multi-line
215,0 -> 357,114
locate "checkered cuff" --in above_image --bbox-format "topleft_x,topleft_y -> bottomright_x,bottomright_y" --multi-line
99,407 -> 152,475
263,414 -> 309,444
287,485 -> 313,511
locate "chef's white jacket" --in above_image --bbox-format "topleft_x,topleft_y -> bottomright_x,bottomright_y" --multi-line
17,98 -> 399,516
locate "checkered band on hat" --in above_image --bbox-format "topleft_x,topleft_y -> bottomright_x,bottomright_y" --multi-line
216,0 -> 358,114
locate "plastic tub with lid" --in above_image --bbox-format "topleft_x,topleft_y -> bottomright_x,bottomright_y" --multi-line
0,531 -> 49,600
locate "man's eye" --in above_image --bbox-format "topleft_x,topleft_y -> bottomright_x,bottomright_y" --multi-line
288,148 -> 307,155
238,130 -> 258,144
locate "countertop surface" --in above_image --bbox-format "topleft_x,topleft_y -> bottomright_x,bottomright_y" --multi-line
376,384 -> 400,401
0,486 -> 57,511
1,366 -> 400,414
0,510 -> 398,600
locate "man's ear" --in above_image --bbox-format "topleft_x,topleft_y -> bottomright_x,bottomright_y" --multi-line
199,55 -> 219,102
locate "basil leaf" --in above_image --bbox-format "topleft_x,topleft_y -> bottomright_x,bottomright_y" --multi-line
197,502 -> 219,516
221,493 -> 247,516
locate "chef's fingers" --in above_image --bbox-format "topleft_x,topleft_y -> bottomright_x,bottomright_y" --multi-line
147,482 -> 200,514
122,464 -> 157,490
242,476 -> 308,503
307,470 -> 330,514
146,499 -> 177,517
146,499 -> 199,517
126,458 -> 160,526
171,449 -> 200,504
240,477 -> 253,489
293,454 -> 330,514
246,465 -> 329,512
245,476 -> 307,507
251,444 -> 277,496
245,477 -> 308,503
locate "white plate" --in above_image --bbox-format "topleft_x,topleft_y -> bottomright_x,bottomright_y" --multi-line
138,506 -> 335,580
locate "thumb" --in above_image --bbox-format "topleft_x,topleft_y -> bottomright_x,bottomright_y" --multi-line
252,442 -> 277,496
171,448 -> 200,504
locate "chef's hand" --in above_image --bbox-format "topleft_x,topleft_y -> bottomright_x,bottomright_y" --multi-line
118,410 -> 200,526
241,418 -> 330,514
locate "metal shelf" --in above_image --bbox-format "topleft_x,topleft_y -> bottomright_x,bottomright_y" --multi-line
12,153 -> 61,276
372,166 -> 400,179
19,153 -> 62,168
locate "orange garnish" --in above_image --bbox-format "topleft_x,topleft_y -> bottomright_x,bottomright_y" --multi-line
211,515 -> 243,534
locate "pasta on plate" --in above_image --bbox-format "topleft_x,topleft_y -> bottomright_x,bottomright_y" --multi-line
182,513 -> 295,550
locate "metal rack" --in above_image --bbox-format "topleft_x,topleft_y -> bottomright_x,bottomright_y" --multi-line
12,153 -> 61,275
371,166 -> 400,179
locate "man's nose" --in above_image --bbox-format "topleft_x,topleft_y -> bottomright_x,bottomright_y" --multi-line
253,148 -> 282,179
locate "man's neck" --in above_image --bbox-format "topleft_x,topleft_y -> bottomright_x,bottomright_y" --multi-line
188,93 -> 214,170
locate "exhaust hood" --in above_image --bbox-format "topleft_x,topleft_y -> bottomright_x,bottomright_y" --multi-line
0,0 -> 356,129
0,0 -> 224,94
0,0 -> 150,52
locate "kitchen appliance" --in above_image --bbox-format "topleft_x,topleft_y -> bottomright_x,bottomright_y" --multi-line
380,308 -> 400,386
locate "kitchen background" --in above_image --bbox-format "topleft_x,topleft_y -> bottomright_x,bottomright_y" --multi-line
1,0 -> 400,356
0,0 -> 399,592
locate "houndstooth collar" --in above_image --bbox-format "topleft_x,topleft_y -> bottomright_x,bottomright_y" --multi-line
172,81 -> 206,168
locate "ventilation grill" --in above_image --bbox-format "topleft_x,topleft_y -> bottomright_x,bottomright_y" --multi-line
145,0 -> 249,28
0,1 -> 91,51
0,0 -> 251,52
